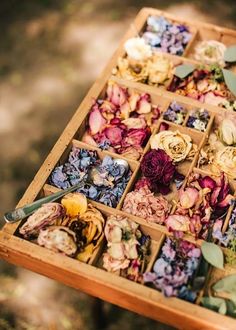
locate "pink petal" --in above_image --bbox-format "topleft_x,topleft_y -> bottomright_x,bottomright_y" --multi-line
179,188 -> 199,209
105,126 -> 123,145
120,101 -> 131,119
129,92 -> 140,111
137,94 -> 152,114
89,104 -> 106,135
82,132 -> 98,146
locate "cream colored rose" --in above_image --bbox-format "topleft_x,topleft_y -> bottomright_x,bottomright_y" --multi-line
194,40 -> 226,66
124,37 -> 152,61
147,54 -> 173,85
212,147 -> 236,178
113,57 -> 148,82
150,130 -> 193,162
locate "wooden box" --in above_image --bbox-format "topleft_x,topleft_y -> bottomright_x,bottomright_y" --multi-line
1,8 -> 236,330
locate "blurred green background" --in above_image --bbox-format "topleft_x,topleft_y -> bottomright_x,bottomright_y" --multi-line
0,1 -> 235,329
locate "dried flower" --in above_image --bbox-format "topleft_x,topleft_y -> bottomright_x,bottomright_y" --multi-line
124,37 -> 152,61
219,119 -> 236,146
194,40 -> 226,66
122,187 -> 170,224
140,149 -> 175,194
150,130 -> 194,162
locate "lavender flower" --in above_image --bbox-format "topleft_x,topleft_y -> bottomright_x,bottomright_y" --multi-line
143,238 -> 201,302
143,16 -> 192,56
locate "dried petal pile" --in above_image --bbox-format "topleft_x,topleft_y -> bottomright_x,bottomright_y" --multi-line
122,186 -> 170,224
143,238 -> 201,301
186,108 -> 210,131
166,172 -> 233,238
113,44 -> 173,86
142,16 -> 192,55
150,130 -> 197,163
19,203 -> 65,238
19,193 -> 105,262
82,82 -> 160,160
168,65 -> 236,111
194,40 -> 226,66
103,215 -> 151,282
163,101 -> 187,125
49,148 -> 132,207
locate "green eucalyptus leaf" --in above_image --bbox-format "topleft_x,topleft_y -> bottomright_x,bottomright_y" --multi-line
213,275 -> 236,293
174,64 -> 196,79
201,296 -> 227,315
224,45 -> 236,63
222,69 -> 236,97
201,242 -> 224,269
226,300 -> 236,318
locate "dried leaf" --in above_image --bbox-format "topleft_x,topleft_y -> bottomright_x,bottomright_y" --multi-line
201,296 -> 227,315
174,64 -> 196,79
222,69 -> 236,97
201,241 -> 224,269
224,45 -> 236,63
213,275 -> 236,294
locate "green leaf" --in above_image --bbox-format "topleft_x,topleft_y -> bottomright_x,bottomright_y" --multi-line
226,300 -> 236,318
224,45 -> 236,63
174,64 -> 196,79
201,242 -> 224,269
213,275 -> 236,293
222,69 -> 236,97
201,296 -> 227,315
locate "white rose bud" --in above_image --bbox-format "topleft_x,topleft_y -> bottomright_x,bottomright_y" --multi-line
219,119 -> 236,145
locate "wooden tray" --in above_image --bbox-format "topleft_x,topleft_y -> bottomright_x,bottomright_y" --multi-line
1,8 -> 236,330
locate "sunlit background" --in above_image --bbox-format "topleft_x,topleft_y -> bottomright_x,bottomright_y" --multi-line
0,1 -> 236,329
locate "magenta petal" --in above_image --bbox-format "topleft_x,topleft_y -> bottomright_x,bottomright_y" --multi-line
123,128 -> 149,147
198,176 -> 216,190
210,186 -> 221,206
110,118 -> 121,125
218,194 -> 234,208
159,122 -> 169,131
105,126 -> 123,145
89,104 -> 106,135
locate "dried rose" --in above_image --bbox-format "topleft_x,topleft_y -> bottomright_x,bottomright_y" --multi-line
212,147 -> 236,178
38,226 -> 77,257
194,40 -> 226,66
124,37 -> 152,61
179,187 -> 199,209
219,119 -> 236,145
150,130 -> 193,163
20,203 -> 65,238
141,149 -> 175,193
147,54 -> 173,85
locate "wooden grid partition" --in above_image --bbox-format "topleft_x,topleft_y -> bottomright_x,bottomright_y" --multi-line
1,8 -> 236,330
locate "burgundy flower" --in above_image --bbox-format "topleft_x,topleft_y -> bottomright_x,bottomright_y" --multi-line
141,149 -> 175,194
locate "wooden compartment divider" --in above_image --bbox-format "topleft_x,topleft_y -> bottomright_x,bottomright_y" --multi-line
1,7 -> 236,330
